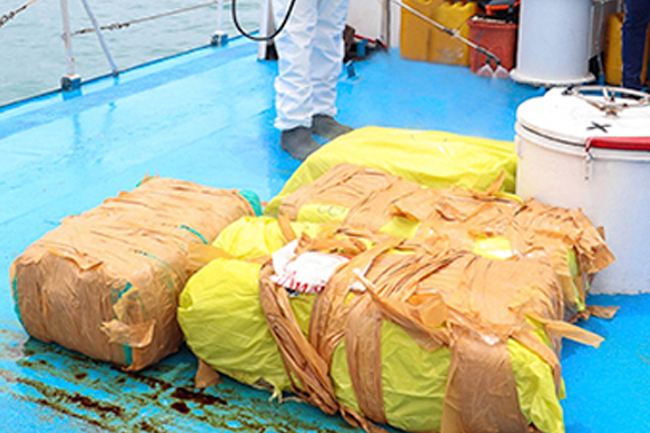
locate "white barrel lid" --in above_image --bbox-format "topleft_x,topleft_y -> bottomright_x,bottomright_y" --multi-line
516,87 -> 650,146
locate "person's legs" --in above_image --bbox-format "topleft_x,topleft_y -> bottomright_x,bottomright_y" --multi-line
622,0 -> 650,89
272,0 -> 320,159
309,0 -> 353,139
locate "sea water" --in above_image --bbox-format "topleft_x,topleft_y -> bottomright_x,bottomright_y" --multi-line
0,0 -> 260,106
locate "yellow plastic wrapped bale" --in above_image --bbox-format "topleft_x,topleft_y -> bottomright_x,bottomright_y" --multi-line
178,216 -> 320,393
259,235 -> 606,433
265,127 -> 517,216
179,214 -> 609,433
10,177 -> 258,371
179,258 -> 290,392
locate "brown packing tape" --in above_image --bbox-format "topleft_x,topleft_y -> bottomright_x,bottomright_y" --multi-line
365,287 -> 450,351
345,297 -> 387,425
441,329 -> 528,433
188,243 -> 235,270
528,313 -> 605,348
43,244 -> 103,270
309,238 -> 404,364
101,319 -> 155,348
279,164 -> 397,223
344,178 -> 424,232
277,214 -> 297,242
12,177 -> 256,370
583,305 -> 620,320
260,244 -> 581,432
259,262 -> 339,415
195,358 -> 223,389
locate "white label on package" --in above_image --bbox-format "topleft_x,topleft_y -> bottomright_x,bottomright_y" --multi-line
271,241 -> 350,295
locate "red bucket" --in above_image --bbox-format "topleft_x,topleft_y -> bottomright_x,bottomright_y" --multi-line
468,17 -> 518,73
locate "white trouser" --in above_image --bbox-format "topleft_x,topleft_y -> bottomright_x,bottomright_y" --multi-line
272,0 -> 350,130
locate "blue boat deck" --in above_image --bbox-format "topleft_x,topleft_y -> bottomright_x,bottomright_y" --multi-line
1,39 -> 649,433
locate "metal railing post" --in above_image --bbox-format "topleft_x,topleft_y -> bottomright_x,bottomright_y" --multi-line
257,0 -> 274,59
60,0 -> 81,90
211,0 -> 229,46
79,0 -> 118,75
381,0 -> 391,47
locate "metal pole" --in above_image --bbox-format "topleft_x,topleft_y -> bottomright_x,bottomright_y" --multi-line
60,0 -> 75,77
217,0 -> 224,32
257,0 -> 274,59
79,0 -> 118,75
382,0 -> 391,47
211,0 -> 228,46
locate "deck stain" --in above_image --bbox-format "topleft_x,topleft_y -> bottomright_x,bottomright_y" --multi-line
138,420 -> 160,433
113,367 -> 174,391
172,387 -> 227,406
67,394 -> 124,416
171,401 -> 190,414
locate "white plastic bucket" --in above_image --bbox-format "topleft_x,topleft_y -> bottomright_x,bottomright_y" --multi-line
510,0 -> 594,86
515,87 -> 650,294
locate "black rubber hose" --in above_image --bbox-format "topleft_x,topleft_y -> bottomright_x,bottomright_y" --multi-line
231,0 -> 298,41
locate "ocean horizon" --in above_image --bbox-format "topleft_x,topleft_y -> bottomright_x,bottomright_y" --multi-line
0,0 -> 259,106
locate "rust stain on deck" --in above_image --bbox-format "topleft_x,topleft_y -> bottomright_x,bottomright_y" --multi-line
0,335 -> 355,433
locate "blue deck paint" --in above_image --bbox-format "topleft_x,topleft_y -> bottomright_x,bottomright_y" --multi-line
0,39 -> 648,432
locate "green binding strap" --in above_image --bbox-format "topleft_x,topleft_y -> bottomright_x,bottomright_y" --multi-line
139,251 -> 175,296
12,277 -> 24,326
239,189 -> 263,216
180,225 -> 209,245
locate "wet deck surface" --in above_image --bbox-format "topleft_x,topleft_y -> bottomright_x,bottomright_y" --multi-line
1,40 -> 649,432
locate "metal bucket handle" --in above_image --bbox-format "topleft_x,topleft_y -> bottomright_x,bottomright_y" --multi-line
562,85 -> 650,117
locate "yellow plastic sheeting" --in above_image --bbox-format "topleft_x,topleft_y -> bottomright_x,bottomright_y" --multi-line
180,216 -> 318,393
178,259 -> 291,390
213,216 -> 318,259
379,321 -> 450,432
265,127 -> 517,216
297,204 -> 351,224
179,256 -> 316,394
509,338 -> 565,433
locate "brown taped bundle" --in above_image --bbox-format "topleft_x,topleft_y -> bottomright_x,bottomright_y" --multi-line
11,177 -> 256,370
277,164 -> 615,318
259,234 -> 606,433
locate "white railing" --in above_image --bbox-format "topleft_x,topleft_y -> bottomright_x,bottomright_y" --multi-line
1,0 -> 235,91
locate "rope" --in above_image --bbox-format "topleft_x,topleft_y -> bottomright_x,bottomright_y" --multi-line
72,0 -> 221,36
0,0 -> 42,30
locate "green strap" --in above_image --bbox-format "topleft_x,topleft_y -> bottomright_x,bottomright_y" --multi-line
179,225 -> 209,245
112,282 -> 134,367
239,189 -> 263,216
12,277 -> 24,327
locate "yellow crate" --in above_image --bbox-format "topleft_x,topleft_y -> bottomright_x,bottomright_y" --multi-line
400,0 -> 445,62
429,1 -> 479,66
605,13 -> 650,86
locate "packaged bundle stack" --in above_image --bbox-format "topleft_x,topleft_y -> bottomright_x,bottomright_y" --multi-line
180,217 -> 611,433
179,164 -> 615,433
11,177 -> 259,370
